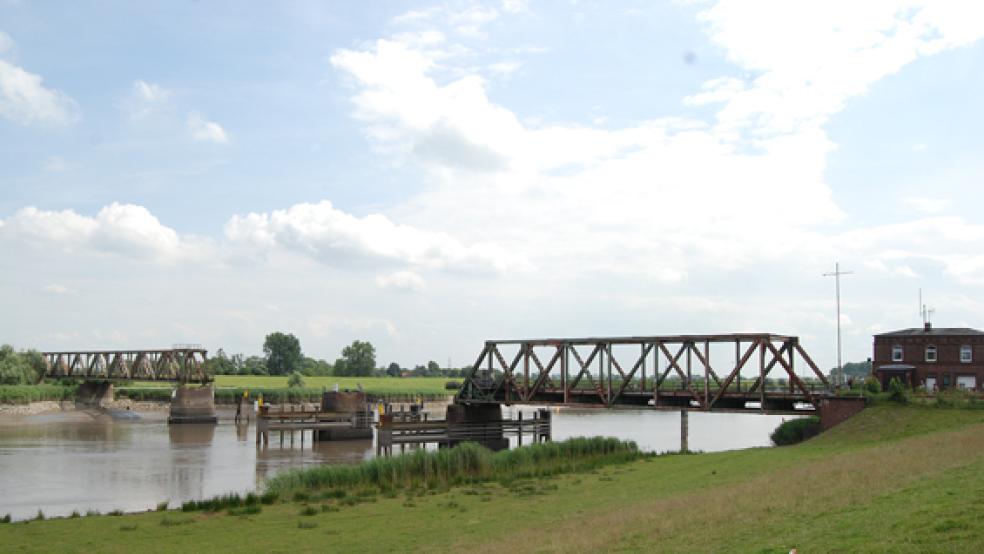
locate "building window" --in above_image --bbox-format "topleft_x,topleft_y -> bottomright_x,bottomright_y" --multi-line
925,345 -> 937,363
892,345 -> 903,362
961,345 -> 972,363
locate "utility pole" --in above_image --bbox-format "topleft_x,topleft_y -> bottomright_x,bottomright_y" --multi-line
824,262 -> 853,388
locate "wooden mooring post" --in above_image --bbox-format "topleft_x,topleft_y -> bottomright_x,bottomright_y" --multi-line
680,409 -> 689,452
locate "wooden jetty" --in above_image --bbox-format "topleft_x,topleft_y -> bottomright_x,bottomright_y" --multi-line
255,403 -> 373,446
376,407 -> 551,455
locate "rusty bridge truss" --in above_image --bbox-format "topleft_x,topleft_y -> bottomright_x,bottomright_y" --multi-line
456,334 -> 833,414
41,348 -> 209,382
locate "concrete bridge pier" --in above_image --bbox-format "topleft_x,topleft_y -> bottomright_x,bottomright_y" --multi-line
316,391 -> 373,440
446,403 -> 510,451
76,381 -> 113,408
168,384 -> 217,424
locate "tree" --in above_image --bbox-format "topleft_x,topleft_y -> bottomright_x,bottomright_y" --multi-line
339,340 -> 376,377
386,362 -> 401,377
0,345 -> 42,385
205,348 -> 235,375
828,360 -> 872,381
427,360 -> 442,376
243,356 -> 269,375
299,356 -> 332,376
263,332 -> 302,375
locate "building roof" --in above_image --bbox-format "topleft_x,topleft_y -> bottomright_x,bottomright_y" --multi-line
876,327 -> 984,337
877,364 -> 916,371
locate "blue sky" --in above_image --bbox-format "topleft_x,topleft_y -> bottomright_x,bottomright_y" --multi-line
2,1 -> 983,372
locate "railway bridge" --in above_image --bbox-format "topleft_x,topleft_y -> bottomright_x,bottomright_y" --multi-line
40,346 -> 216,424
41,347 -> 209,382
455,333 -> 865,431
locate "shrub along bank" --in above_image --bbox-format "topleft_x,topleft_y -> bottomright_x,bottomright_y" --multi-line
265,437 -> 643,497
0,384 -> 79,404
770,416 -> 821,446
115,386 -> 451,404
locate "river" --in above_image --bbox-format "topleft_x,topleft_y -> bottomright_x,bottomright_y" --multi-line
0,404 -> 793,520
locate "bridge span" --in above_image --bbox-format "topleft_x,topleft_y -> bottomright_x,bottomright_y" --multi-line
41,347 -> 209,383
456,333 -> 843,415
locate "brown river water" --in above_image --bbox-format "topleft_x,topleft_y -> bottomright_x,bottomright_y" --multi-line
0,405 -> 791,520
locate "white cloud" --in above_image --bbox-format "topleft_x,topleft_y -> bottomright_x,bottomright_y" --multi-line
0,203 -> 190,261
327,0 -> 984,287
375,270 -> 426,292
488,61 -> 521,76
133,79 -> 170,103
839,216 -> 984,284
901,196 -> 949,214
224,200 -> 520,274
0,59 -> 79,126
0,31 -> 13,54
125,79 -> 172,121
697,1 -> 984,137
42,284 -> 70,294
187,112 -> 228,143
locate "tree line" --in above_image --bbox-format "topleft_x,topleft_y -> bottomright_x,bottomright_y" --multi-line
206,332 -> 469,378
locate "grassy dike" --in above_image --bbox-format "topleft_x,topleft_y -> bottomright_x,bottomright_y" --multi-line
0,377 -> 459,405
3,404 -> 984,552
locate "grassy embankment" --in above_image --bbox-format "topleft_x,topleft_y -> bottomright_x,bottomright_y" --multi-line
0,376 -> 459,405
4,403 -> 984,552
124,376 -> 459,403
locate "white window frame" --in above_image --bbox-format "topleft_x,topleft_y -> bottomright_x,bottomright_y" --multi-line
961,345 -> 972,363
925,345 -> 937,363
892,345 -> 903,362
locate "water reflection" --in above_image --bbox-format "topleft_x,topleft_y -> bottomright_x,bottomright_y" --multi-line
0,405 -> 789,521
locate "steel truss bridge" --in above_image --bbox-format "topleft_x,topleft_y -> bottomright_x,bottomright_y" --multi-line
41,348 -> 209,383
456,334 -> 833,414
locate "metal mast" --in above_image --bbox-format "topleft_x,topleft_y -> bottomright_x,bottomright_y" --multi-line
824,262 -> 853,387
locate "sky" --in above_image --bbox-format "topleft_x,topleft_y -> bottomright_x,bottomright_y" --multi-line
1,0 -> 983,371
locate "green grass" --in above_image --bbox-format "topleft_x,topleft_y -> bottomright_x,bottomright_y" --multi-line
0,377 -> 459,405
265,437 -> 641,497
0,384 -> 78,404
115,376 -> 458,403
213,375 -> 458,396
3,405 -> 984,552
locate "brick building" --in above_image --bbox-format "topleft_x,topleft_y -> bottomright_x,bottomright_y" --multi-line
873,323 -> 984,391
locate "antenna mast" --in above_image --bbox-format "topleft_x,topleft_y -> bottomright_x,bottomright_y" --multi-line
823,262 -> 854,388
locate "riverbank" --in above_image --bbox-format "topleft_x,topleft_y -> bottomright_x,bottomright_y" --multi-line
3,404 -> 983,552
0,377 -> 458,414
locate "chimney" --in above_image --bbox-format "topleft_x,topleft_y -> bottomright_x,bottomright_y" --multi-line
924,321 -> 932,332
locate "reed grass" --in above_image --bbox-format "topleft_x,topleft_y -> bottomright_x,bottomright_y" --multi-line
0,384 -> 78,404
265,437 -> 641,497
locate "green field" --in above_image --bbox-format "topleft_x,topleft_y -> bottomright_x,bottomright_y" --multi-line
213,375 -> 458,396
111,376 -> 459,403
118,375 -> 456,395
3,404 -> 984,552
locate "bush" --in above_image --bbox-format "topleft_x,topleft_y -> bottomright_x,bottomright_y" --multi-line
0,384 -> 79,404
287,372 -> 305,388
888,377 -> 909,404
0,345 -> 44,385
770,416 -> 821,446
863,377 -> 882,395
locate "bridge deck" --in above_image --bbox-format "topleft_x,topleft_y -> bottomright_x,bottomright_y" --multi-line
456,333 -> 834,412
40,348 -> 209,382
